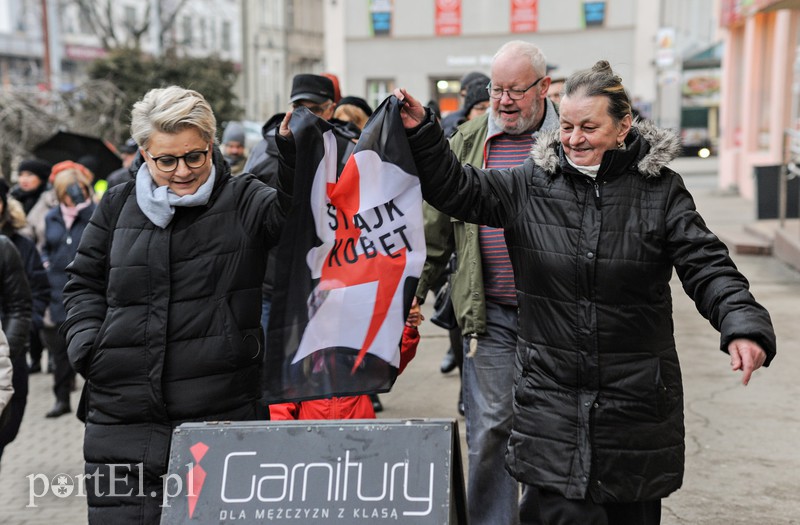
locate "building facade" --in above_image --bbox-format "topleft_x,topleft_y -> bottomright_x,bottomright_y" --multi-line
0,0 -> 46,92
0,0 -> 242,93
718,0 -> 800,199
241,0 -> 326,123
325,0 -> 720,133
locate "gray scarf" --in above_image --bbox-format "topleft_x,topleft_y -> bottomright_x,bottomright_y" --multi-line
135,163 -> 216,228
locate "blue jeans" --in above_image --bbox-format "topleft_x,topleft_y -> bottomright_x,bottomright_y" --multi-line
462,300 -> 527,525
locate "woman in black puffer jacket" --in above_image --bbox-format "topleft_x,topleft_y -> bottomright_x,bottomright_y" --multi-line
392,62 -> 776,524
62,86 -> 292,524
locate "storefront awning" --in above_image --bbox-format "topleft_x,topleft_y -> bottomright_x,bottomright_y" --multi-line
683,42 -> 723,70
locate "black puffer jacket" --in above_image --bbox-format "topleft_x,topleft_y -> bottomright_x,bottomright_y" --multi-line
407,113 -> 776,502
0,235 -> 32,360
62,151 -> 291,523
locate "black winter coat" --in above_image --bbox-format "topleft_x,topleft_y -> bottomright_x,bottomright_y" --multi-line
0,235 -> 32,360
1,228 -> 49,331
62,152 -> 291,523
407,113 -> 776,502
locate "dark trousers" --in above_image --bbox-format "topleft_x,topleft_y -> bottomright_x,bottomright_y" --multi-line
40,325 -> 74,405
521,488 -> 661,525
28,329 -> 44,366
449,327 -> 463,370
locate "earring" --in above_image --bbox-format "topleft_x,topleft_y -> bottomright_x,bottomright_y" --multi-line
617,142 -> 624,148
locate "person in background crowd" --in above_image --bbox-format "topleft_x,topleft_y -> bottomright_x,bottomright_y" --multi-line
12,160 -> 54,374
441,71 -> 490,138
27,165 -> 70,252
321,72 -> 343,104
62,86 -> 292,524
547,77 -> 566,105
394,58 -> 775,525
250,74 -> 359,371
41,164 -> 96,418
334,96 -> 373,130
0,180 -> 49,458
10,159 -> 52,215
221,121 -> 249,176
106,138 -> 139,188
0,324 -> 13,426
414,40 -> 559,525
435,75 -> 492,414
461,79 -> 491,122
0,233 -> 32,467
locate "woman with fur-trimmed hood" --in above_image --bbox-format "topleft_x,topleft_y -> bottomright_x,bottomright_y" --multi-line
391,61 -> 776,524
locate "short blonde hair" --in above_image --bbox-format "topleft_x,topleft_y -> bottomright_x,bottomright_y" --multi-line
52,168 -> 93,204
334,104 -> 369,131
130,86 -> 217,150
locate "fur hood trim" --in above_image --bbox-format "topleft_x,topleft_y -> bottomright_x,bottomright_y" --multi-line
530,118 -> 682,178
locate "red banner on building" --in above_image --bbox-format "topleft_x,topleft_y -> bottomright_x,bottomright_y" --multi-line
435,0 -> 461,36
511,0 -> 538,33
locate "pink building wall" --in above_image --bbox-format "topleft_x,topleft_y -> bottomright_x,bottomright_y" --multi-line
719,5 -> 799,199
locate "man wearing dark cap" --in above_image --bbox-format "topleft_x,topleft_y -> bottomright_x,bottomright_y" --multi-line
245,73 -> 360,409
441,71 -> 490,137
290,74 -> 338,120
106,138 -> 139,188
289,73 -> 359,174
11,159 -> 52,215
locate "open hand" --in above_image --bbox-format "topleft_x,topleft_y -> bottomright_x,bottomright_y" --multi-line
393,88 -> 426,129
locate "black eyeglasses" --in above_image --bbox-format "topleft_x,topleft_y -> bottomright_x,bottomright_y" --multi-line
487,77 -> 545,100
145,148 -> 209,172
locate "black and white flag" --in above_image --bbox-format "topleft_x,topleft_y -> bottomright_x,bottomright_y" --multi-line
264,97 -> 425,402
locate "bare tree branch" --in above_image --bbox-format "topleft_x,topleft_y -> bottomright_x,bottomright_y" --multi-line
0,80 -> 128,178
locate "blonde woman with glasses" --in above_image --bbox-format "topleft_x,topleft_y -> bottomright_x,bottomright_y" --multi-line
61,86 -> 293,524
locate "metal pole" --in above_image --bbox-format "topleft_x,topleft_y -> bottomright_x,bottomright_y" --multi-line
40,0 -> 51,91
779,130 -> 788,229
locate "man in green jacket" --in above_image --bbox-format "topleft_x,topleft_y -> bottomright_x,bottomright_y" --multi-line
416,40 -> 559,525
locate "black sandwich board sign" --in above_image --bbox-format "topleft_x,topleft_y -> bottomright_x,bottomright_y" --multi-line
160,419 -> 467,524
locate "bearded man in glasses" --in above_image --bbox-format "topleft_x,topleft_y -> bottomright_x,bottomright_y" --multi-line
60,86 -> 292,524
415,40 -> 559,525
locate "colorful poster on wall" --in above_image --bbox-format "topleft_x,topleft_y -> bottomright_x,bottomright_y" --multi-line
435,0 -> 461,36
510,0 -> 538,33
370,0 -> 393,36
